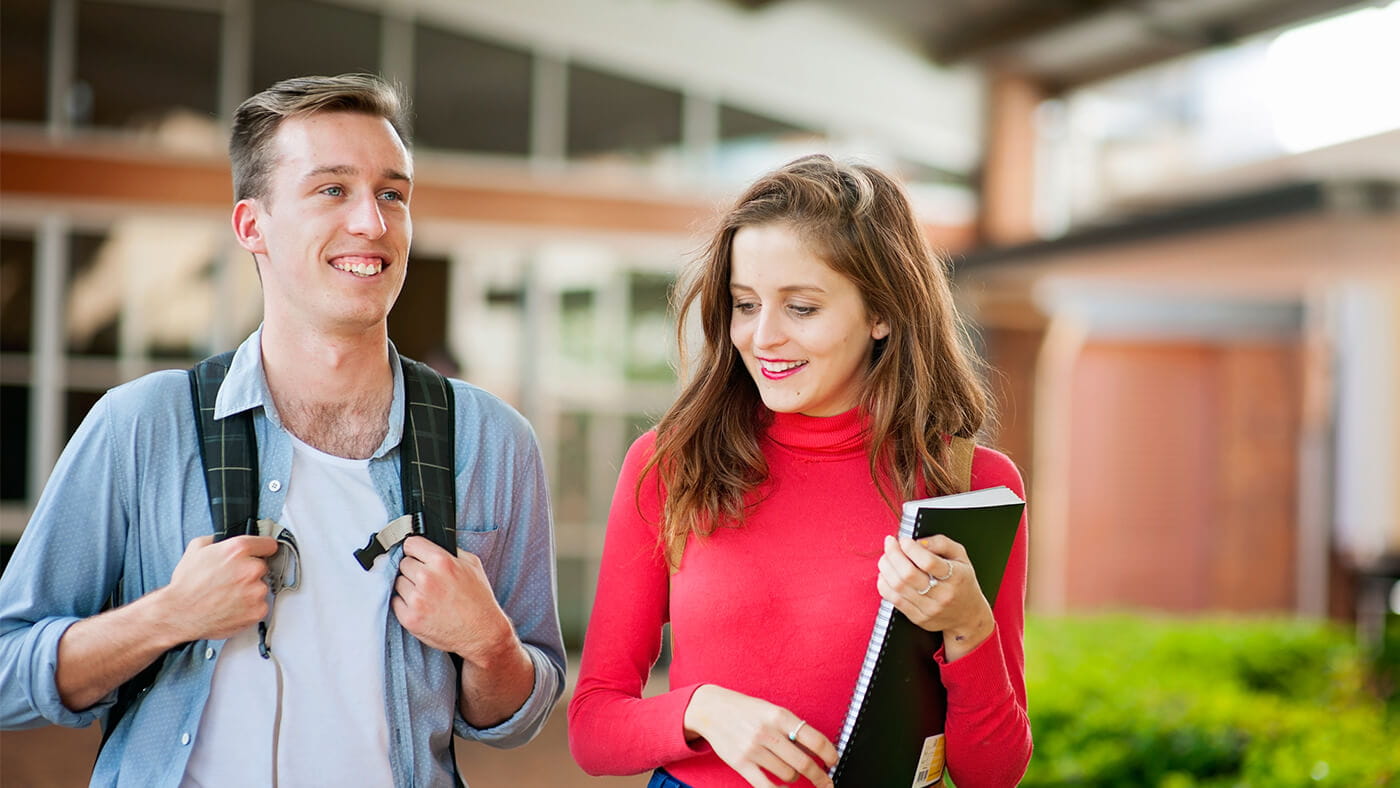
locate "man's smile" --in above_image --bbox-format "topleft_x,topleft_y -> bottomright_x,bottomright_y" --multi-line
330,254 -> 387,277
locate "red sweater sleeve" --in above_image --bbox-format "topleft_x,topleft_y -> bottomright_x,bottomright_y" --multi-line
567,432 -> 708,775
933,446 -> 1033,787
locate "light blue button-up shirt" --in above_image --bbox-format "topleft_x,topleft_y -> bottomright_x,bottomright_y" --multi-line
0,329 -> 566,787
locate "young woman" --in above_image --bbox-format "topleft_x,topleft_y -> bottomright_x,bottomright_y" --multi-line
568,155 -> 1031,788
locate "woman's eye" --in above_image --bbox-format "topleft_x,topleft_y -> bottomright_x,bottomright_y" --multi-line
733,301 -> 758,314
789,305 -> 817,317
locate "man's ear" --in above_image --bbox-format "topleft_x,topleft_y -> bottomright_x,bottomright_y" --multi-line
872,317 -> 891,341
231,199 -> 267,255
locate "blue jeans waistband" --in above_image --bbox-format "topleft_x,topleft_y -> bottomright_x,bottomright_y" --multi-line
648,767 -> 692,788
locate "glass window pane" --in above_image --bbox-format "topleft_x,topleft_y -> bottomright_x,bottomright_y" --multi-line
567,64 -> 682,158
251,0 -> 380,93
64,219 -> 230,359
625,272 -> 674,382
65,389 -> 102,442
719,104 -> 807,142
556,555 -> 587,651
554,411 -> 590,524
74,0 -> 220,130
66,231 -> 117,356
1,0 -> 50,122
1,235 -> 36,353
413,26 -> 531,156
387,253 -> 450,364
0,386 -> 29,501
559,289 -> 596,364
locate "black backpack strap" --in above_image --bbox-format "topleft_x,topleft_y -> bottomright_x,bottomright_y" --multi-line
398,357 -> 457,553
398,356 -> 466,787
100,352 -> 260,752
189,351 -> 260,541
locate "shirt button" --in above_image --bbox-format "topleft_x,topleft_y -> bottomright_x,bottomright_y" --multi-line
205,647 -> 215,660
181,733 -> 191,745
268,480 -> 282,492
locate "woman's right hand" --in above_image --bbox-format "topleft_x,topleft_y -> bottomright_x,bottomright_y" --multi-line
682,684 -> 837,788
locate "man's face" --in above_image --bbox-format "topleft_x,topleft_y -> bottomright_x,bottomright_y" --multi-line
233,111 -> 413,337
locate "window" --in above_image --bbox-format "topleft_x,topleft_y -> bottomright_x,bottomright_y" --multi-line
1,0 -> 49,123
74,0 -> 219,130
625,272 -> 674,381
413,26 -> 532,155
559,289 -> 597,365
386,253 -> 450,364
251,0 -> 380,93
0,387 -> 29,502
567,64 -> 682,159
1,235 -> 36,353
65,230 -> 117,356
719,103 -> 807,142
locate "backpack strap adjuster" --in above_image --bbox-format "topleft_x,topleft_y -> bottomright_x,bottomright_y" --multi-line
353,512 -> 422,571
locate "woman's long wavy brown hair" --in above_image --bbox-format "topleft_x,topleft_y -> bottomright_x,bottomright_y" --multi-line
645,154 -> 991,570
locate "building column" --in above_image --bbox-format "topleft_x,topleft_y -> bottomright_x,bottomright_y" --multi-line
980,69 -> 1044,247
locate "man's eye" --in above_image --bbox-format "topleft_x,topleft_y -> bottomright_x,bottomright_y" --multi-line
322,186 -> 343,197
379,190 -> 402,202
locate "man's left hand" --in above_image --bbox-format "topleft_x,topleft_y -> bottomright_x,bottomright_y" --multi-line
394,535 -> 537,728
392,535 -> 516,665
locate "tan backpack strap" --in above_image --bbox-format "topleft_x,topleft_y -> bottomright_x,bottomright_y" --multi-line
948,435 -> 976,494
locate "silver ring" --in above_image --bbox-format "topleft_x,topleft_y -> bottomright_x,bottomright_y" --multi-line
932,561 -> 954,582
917,574 -> 937,595
788,720 -> 807,742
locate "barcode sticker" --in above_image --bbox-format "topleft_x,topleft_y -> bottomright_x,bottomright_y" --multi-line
911,733 -> 946,788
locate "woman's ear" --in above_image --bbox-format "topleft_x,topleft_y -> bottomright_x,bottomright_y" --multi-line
871,317 -> 891,341
231,199 -> 267,255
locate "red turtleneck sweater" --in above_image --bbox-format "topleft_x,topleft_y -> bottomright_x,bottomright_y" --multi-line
568,409 -> 1032,787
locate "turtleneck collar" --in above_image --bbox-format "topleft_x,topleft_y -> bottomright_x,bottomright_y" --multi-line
763,406 -> 869,459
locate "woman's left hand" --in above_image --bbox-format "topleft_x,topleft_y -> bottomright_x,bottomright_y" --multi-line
877,534 -> 995,662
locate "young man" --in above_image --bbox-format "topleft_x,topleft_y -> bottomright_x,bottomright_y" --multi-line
0,74 -> 565,786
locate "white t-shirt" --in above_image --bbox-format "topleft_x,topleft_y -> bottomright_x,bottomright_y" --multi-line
183,434 -> 396,787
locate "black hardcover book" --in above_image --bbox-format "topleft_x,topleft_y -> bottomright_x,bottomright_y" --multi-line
831,486 -> 1024,788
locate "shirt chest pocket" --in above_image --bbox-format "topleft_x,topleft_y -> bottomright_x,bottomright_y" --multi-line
456,523 -> 501,570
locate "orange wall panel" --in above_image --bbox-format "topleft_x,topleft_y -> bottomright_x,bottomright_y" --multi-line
1063,339 -> 1300,612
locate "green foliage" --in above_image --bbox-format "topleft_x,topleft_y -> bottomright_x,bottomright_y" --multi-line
1023,614 -> 1400,787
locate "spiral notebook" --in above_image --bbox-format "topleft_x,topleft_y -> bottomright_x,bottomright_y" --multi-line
831,485 -> 1024,787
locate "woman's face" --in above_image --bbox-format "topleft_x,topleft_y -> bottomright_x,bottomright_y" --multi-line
728,223 -> 889,417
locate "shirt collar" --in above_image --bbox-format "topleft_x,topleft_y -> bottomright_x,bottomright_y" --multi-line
214,325 -> 407,458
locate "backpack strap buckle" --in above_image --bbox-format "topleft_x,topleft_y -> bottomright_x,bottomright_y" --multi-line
254,519 -> 301,594
353,512 -> 422,571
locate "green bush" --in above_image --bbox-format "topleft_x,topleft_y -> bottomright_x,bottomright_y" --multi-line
1023,614 -> 1400,787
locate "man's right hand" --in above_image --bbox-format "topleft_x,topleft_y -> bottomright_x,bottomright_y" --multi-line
158,534 -> 278,642
54,533 -> 277,712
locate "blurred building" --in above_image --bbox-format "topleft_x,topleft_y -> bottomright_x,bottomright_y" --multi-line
1,0 -> 1396,655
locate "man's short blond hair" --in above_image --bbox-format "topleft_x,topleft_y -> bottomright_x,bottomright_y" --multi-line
229,73 -> 410,202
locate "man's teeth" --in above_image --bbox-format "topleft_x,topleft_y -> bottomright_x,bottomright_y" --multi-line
333,259 -> 383,277
761,360 -> 806,372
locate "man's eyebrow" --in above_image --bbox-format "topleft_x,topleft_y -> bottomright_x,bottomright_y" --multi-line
302,165 -> 412,183
303,165 -> 355,180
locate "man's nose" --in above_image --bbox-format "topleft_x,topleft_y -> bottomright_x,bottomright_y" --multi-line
346,194 -> 387,239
